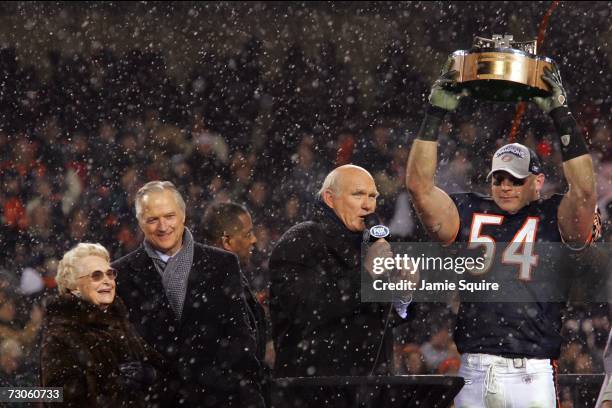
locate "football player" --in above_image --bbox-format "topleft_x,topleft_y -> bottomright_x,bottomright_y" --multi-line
406,61 -> 597,407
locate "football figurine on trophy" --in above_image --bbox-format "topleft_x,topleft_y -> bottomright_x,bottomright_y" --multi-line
449,34 -> 558,101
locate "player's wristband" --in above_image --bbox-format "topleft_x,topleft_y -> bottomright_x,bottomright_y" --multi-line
550,106 -> 589,161
416,105 -> 447,141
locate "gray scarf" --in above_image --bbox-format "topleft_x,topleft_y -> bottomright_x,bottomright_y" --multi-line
143,228 -> 194,320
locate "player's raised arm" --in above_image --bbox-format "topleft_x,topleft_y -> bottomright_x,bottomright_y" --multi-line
406,61 -> 465,244
533,68 -> 597,246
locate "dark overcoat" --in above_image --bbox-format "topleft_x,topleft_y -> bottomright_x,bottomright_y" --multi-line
269,205 -> 397,378
40,295 -> 165,407
112,243 -> 265,408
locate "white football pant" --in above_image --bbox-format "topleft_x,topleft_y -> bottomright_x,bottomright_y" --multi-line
454,353 -> 559,408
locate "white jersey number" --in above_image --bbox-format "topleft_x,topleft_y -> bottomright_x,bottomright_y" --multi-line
468,214 -> 539,281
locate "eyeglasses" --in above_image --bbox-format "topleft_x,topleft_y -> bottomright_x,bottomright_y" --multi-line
77,269 -> 118,282
492,173 -> 527,187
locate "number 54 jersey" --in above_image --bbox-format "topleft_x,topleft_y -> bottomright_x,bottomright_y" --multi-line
449,192 -> 576,359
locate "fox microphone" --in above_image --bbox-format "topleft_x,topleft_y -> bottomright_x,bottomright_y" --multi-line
363,213 -> 390,243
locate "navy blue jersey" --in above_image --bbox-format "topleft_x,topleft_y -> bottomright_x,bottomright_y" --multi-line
450,192 -> 569,359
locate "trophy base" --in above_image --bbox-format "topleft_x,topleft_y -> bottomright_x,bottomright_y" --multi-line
450,49 -> 556,103
452,79 -> 549,102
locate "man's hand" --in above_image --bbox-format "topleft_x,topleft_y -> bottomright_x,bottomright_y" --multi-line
363,239 -> 393,280
363,240 -> 418,300
428,58 -> 468,112
532,67 -> 568,113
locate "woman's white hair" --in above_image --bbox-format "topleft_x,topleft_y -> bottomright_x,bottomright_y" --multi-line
56,243 -> 110,295
134,180 -> 186,221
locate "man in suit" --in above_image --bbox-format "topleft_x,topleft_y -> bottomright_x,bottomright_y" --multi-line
269,165 -> 411,407
113,181 -> 265,407
201,202 -> 271,402
200,202 -> 268,365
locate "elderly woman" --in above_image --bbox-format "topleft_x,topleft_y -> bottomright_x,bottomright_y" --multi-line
40,243 -> 165,407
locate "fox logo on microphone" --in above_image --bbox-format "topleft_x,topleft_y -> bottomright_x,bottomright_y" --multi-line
369,225 -> 390,239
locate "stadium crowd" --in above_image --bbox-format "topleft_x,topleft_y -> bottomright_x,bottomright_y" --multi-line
0,34 -> 610,406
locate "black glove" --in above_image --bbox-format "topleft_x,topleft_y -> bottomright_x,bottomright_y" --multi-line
428,57 -> 469,112
532,67 -> 568,113
118,361 -> 158,389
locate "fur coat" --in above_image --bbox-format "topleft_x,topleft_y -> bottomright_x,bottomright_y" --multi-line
40,294 -> 166,407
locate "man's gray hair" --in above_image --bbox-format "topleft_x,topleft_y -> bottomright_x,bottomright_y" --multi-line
135,180 -> 186,221
317,165 -> 372,198
56,243 -> 110,295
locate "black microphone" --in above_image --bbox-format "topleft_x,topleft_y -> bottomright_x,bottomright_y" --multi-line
363,213 -> 390,243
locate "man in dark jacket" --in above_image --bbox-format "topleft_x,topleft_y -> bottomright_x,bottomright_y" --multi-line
200,201 -> 268,365
200,202 -> 271,405
269,165 -> 410,406
113,181 -> 265,408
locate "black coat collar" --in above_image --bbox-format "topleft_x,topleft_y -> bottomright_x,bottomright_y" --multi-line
314,202 -> 363,268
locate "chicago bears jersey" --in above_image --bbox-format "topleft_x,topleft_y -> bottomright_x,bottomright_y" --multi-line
449,192 -> 570,359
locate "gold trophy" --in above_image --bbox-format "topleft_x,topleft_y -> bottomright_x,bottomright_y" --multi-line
450,34 -> 557,102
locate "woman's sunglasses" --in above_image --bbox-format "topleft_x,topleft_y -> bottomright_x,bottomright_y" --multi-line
78,268 -> 118,282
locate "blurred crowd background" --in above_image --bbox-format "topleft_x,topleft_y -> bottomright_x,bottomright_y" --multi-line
0,2 -> 610,406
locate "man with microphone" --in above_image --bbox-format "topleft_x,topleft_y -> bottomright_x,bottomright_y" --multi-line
269,164 -> 412,406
